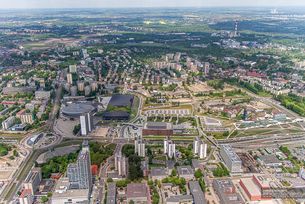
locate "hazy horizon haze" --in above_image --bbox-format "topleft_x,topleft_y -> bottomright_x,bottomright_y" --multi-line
2,0 -> 305,9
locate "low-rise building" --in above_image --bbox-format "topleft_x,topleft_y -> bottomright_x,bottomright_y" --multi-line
177,166 -> 194,180
213,179 -> 243,204
2,86 -> 35,96
258,155 -> 282,168
150,167 -> 168,181
143,122 -> 173,136
126,183 -> 149,204
189,181 -> 206,204
35,91 -> 51,100
166,195 -> 193,204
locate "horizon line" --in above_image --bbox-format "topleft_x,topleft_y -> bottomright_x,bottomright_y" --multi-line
1,6 -> 305,10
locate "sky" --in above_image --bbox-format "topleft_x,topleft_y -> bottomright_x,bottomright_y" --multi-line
2,0 -> 305,9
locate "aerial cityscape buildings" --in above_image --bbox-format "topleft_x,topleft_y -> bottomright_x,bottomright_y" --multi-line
0,3 -> 305,204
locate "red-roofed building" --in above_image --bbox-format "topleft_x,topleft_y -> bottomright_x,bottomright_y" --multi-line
246,71 -> 266,79
1,101 -> 17,107
19,189 -> 33,204
16,109 -> 27,117
50,173 -> 62,180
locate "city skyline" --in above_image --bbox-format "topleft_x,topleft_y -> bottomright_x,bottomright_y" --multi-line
2,0 -> 305,9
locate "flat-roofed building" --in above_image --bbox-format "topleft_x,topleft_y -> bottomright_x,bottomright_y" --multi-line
177,166 -> 194,180
69,65 -> 77,73
166,195 -> 193,204
115,152 -> 128,177
193,137 -> 207,159
213,179 -> 244,204
143,122 -> 173,136
2,116 -> 15,130
258,155 -> 282,168
164,137 -> 176,159
18,110 -> 35,125
19,189 -> 33,204
189,181 -> 206,204
126,183 -> 149,204
51,177 -> 89,204
67,73 -> 73,85
80,112 -> 93,136
219,144 -> 242,173
150,167 -> 168,180
23,167 -> 42,195
106,183 -> 116,204
2,86 -> 35,96
239,178 -> 262,201
252,174 -> 272,190
35,91 -> 51,100
135,137 -> 146,157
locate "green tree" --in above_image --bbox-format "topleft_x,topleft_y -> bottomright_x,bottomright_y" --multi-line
194,169 -> 203,179
41,196 -> 48,203
171,169 -> 177,177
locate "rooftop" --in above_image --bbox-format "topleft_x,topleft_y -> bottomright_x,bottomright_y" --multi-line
151,167 -> 167,177
62,102 -> 95,117
144,122 -> 173,130
106,183 -> 116,204
109,94 -> 134,107
166,195 -> 193,203
177,166 -> 194,175
220,144 -> 242,163
126,183 -> 148,199
189,181 -> 206,204
259,155 -> 282,165
240,178 -> 261,197
53,177 -> 89,199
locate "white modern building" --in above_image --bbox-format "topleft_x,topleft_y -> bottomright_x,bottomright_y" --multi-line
164,138 -> 176,159
193,137 -> 207,159
80,112 -> 93,136
135,137 -> 146,157
69,65 -> 77,73
2,116 -> 15,130
219,144 -> 242,173
199,142 -> 207,159
115,152 -> 128,177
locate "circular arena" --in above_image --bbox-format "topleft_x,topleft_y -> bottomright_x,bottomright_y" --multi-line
62,103 -> 96,117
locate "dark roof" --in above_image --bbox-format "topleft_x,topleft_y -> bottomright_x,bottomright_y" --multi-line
145,122 -> 172,130
166,195 -> 193,203
103,111 -> 130,118
189,181 -> 206,204
109,94 -> 134,107
151,167 -> 167,177
106,183 -> 116,204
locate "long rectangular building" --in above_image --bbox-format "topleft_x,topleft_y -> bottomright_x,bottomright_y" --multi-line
219,144 -> 242,173
106,183 -> 116,204
143,122 -> 173,136
189,181 -> 206,204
